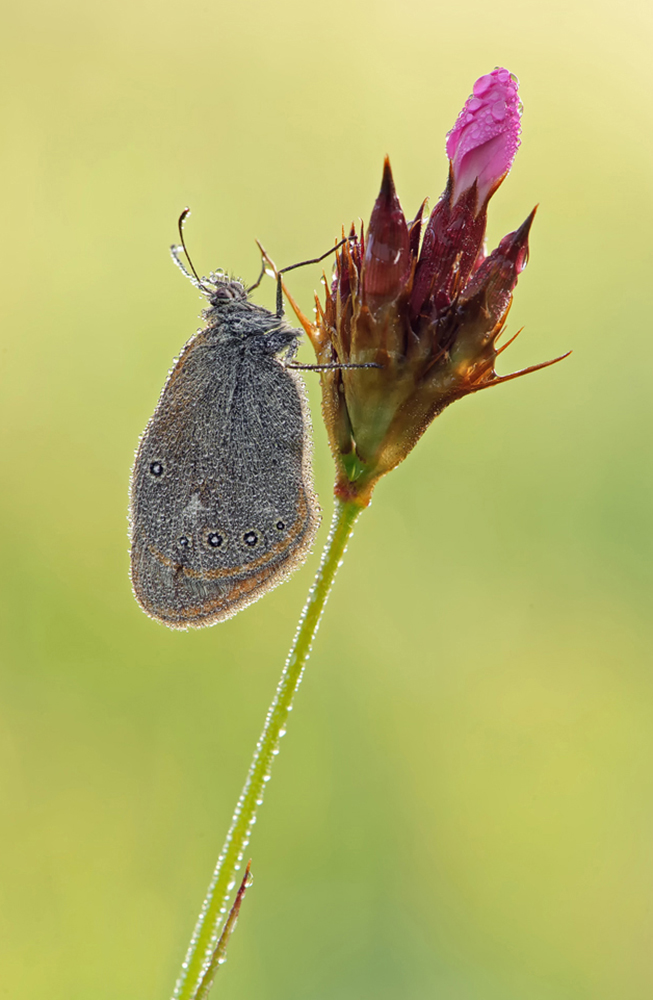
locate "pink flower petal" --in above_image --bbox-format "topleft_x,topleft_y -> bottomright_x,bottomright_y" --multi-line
446,68 -> 521,209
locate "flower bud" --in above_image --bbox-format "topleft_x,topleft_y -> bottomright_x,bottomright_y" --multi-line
446,67 -> 521,209
283,71 -> 567,506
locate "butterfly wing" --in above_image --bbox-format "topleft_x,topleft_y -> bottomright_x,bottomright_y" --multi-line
129,334 -> 319,628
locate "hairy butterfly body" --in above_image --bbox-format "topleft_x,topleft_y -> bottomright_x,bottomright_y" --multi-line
129,272 -> 320,629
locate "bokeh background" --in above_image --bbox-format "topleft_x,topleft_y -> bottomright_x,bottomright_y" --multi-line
2,0 -> 653,997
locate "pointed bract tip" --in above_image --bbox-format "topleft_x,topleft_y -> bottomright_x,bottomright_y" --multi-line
362,159 -> 410,302
517,205 -> 538,238
379,156 -> 396,200
499,207 -> 537,272
410,198 -> 428,227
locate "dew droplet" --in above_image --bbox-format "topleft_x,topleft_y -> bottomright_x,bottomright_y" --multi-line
473,73 -> 493,97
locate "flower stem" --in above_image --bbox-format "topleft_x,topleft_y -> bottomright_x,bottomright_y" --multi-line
171,496 -> 364,1000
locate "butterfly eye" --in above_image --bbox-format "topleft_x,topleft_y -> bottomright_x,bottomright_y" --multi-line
178,535 -> 190,548
275,520 -> 285,531
149,461 -> 164,476
207,532 -> 224,548
243,531 -> 258,547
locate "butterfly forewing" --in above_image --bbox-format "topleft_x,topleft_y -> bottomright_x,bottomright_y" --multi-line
130,319 -> 319,628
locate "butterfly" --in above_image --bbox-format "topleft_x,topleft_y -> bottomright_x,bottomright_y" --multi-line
129,212 -> 322,628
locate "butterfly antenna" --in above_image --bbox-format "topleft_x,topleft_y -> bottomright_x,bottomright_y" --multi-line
170,208 -> 210,292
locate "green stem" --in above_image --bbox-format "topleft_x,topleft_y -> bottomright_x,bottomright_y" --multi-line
172,497 -> 363,1000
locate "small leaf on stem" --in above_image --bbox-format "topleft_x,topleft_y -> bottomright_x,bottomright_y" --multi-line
195,863 -> 253,1000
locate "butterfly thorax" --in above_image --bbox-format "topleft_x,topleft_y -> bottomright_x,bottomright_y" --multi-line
201,283 -> 299,356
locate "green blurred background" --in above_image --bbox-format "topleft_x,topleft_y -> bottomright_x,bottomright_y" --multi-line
2,0 -> 652,997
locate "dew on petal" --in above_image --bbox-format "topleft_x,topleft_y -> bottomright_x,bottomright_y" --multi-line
473,73 -> 493,97
445,67 -> 521,208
